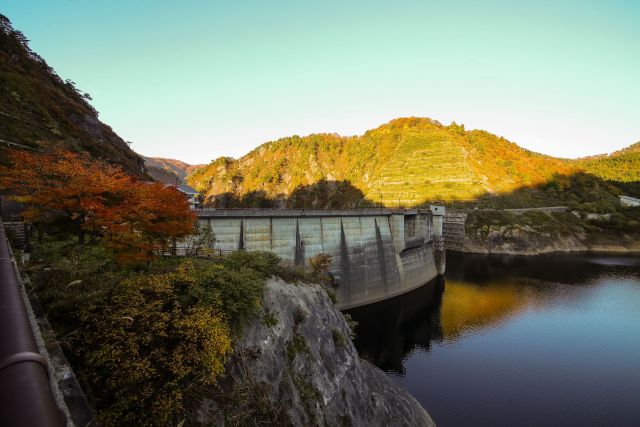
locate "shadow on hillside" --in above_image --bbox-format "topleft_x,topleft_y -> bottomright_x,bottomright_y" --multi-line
440,172 -> 632,211
204,179 -> 382,209
199,172 -> 640,242
203,172 -> 639,215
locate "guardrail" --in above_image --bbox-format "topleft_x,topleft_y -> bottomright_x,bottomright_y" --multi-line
196,207 -> 434,217
0,222 -> 66,426
163,245 -> 234,258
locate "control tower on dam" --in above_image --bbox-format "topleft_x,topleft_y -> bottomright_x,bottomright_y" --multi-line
196,207 -> 446,309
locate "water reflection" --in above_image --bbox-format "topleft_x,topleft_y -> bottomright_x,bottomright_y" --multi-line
447,251 -> 640,284
439,280 -> 533,340
347,252 -> 640,427
348,277 -> 445,374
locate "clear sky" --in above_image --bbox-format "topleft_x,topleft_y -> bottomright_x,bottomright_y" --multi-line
4,0 -> 640,164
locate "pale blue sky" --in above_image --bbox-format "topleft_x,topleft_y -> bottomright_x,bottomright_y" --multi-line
4,0 -> 640,164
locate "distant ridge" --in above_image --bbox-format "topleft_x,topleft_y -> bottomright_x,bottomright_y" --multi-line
143,157 -> 205,185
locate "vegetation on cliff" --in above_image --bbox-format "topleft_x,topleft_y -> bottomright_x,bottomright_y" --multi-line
28,240 -> 303,425
1,144 -> 343,424
23,216 -> 334,424
1,147 -> 307,423
0,14 -> 145,176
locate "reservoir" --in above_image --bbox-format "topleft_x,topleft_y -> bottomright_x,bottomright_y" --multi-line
347,252 -> 640,427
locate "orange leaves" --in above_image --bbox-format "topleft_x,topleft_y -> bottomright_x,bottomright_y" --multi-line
0,147 -> 132,225
0,147 -> 195,262
102,182 -> 196,262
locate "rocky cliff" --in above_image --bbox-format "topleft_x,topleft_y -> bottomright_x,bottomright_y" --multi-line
197,278 -> 435,426
461,210 -> 640,255
462,224 -> 589,255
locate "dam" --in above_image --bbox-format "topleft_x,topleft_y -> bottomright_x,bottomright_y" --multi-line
196,207 -> 446,309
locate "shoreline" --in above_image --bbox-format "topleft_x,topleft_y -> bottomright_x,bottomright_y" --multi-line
451,244 -> 640,256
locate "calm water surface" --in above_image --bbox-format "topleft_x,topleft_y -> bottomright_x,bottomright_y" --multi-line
347,252 -> 640,427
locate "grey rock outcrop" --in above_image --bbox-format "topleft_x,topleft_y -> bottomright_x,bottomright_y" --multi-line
463,224 -> 640,255
463,224 -> 588,255
197,278 -> 435,426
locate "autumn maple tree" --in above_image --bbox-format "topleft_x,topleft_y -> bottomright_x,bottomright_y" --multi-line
0,147 -> 195,262
101,181 -> 196,263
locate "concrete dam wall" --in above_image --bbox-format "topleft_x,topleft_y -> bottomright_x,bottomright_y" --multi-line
197,208 -> 446,309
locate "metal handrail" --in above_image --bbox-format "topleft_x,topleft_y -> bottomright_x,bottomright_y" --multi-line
0,222 -> 66,426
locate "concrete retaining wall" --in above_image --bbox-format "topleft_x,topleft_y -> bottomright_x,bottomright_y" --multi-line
198,209 -> 445,309
444,212 -> 468,251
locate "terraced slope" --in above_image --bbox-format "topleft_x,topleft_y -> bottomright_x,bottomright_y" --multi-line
365,126 -> 475,205
189,118 -> 580,207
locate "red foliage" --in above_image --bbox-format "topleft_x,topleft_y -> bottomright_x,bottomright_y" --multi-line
0,147 -> 195,263
101,182 -> 196,263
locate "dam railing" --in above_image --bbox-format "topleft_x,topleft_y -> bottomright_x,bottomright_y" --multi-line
197,207 -> 430,217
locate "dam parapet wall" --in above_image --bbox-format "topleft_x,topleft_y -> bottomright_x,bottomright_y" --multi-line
196,208 -> 445,309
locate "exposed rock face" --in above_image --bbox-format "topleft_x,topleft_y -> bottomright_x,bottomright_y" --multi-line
463,225 -> 588,255
462,224 -> 640,255
197,278 -> 435,426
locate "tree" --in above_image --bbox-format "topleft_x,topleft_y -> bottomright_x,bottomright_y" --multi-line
100,182 -> 196,263
0,147 -> 132,244
185,221 -> 216,256
0,147 -> 196,263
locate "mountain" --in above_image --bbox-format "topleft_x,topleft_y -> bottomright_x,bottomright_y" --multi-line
0,14 -> 145,176
143,156 -> 204,185
188,117 -> 585,208
3,12 -> 634,204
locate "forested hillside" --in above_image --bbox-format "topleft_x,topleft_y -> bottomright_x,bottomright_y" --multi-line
6,7 -> 632,209
575,142 -> 640,196
188,117 -> 639,209
0,14 -> 145,176
188,118 -> 586,208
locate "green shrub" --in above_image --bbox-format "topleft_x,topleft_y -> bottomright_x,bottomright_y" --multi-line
286,332 -> 309,362
262,310 -> 278,328
81,271 -> 232,426
332,329 -> 345,348
325,288 -> 337,304
27,238 -> 288,425
308,253 -> 332,281
204,266 -> 265,332
222,250 -> 281,278
342,313 -> 358,340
